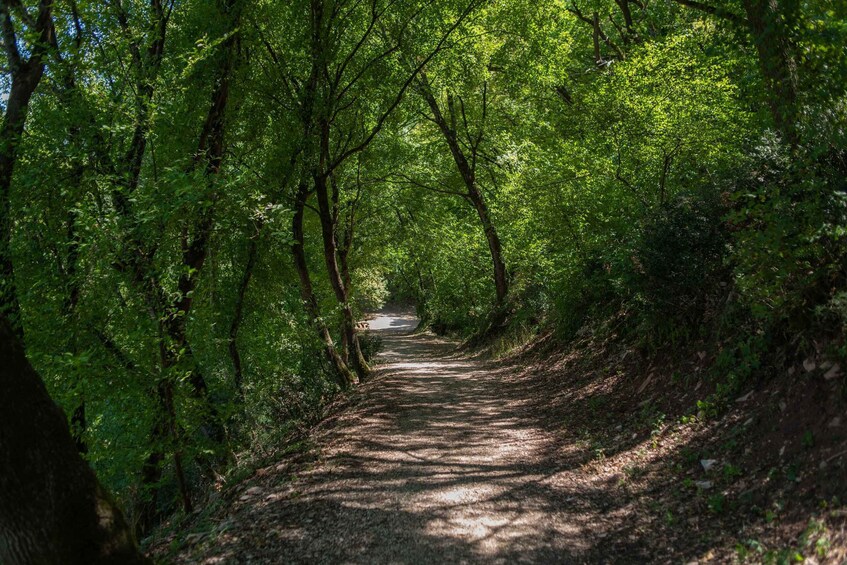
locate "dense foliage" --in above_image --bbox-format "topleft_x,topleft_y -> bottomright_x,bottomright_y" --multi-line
0,0 -> 844,541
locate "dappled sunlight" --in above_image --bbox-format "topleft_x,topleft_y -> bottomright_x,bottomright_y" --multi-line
191,311 -> 664,563
365,311 -> 420,333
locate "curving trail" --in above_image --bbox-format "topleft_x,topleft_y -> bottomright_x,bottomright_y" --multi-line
188,311 -> 639,564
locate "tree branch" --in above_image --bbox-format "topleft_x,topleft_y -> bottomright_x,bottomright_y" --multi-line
669,0 -> 746,25
391,173 -> 469,199
330,0 -> 483,171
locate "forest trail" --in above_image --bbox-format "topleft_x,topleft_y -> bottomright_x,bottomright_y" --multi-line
187,310 -> 623,564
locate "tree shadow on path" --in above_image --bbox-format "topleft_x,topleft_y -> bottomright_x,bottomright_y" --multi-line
186,312 -> 678,564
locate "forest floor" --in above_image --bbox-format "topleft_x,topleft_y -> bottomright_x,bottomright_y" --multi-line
161,310 -> 847,564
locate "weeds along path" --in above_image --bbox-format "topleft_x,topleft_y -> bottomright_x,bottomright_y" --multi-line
181,311 -> 648,564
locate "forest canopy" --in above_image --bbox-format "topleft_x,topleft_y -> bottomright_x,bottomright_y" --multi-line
0,0 -> 845,560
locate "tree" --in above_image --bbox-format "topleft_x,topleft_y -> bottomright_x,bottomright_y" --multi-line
415,74 -> 509,307
252,0 -> 482,383
0,0 -> 54,338
0,318 -> 148,565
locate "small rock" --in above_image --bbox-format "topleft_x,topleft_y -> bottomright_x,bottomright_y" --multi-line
779,400 -> 787,412
743,417 -> 755,427
829,416 -> 842,428
735,391 -> 754,403
700,459 -> 718,472
824,363 -> 842,381
244,486 -> 263,496
697,351 -> 706,361
694,480 -> 713,490
779,445 -> 786,457
803,358 -> 816,372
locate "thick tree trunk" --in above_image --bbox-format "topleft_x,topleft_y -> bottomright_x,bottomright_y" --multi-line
314,173 -> 370,379
0,319 -> 149,565
742,0 -> 800,146
291,185 -> 357,388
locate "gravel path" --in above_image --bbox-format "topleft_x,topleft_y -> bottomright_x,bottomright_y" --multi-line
191,311 -> 630,564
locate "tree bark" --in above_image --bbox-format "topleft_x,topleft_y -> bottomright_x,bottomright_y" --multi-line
162,5 -> 238,410
52,23 -> 92,453
0,318 -> 149,565
137,367 -> 192,535
104,4 -> 177,522
124,0 -> 242,527
337,193 -> 355,364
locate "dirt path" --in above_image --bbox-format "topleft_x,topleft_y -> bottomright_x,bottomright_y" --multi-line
185,311 -> 640,564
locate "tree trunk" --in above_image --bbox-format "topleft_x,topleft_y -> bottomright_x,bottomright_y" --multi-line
162,208 -> 223,443
137,367 -> 192,535
144,5 -> 243,514
291,184 -> 357,388
419,84 -> 509,306
0,318 -> 149,564
337,207 -> 354,365
56,52 -> 90,453
742,0 -> 800,147
229,220 -> 262,399
104,5 -> 175,523
314,172 -> 370,379
131,0 -> 239,525
0,0 -> 54,340
467,186 -> 508,306
615,0 -> 635,34
159,0 -> 239,431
